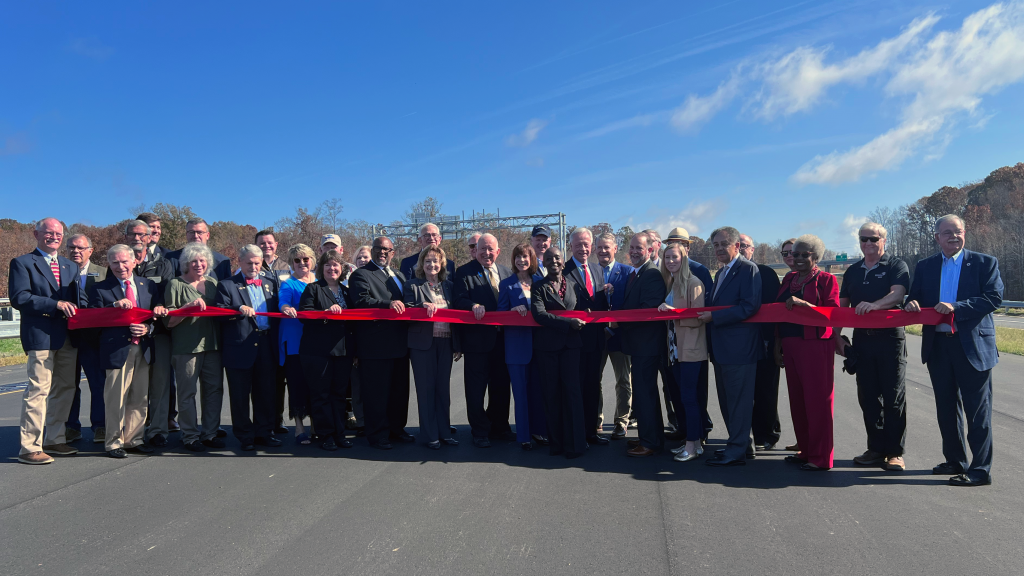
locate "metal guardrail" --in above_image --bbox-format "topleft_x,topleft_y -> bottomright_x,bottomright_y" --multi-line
1002,301 -> 1024,313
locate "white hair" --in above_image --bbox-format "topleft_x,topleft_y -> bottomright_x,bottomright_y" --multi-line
570,227 -> 593,244
478,233 -> 498,245
418,222 -> 439,237
179,242 -> 214,274
35,217 -> 63,233
794,234 -> 826,262
106,244 -> 134,262
66,233 -> 92,248
934,214 -> 965,234
238,244 -> 263,261
124,219 -> 151,235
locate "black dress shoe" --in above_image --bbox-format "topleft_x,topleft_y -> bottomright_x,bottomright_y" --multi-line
108,448 -> 128,459
932,462 -> 965,475
390,432 -> 415,443
125,444 -> 154,454
531,434 -> 550,446
784,455 -> 807,464
321,439 -> 338,451
664,430 -> 685,441
449,425 -> 458,434
427,440 -> 441,450
489,431 -> 517,442
149,434 -> 168,448
184,441 -> 206,452
216,428 -> 228,438
355,427 -> 366,437
338,439 -> 353,448
372,440 -> 393,450
255,436 -> 283,447
587,435 -> 610,445
240,443 -> 256,451
949,473 -> 991,487
706,456 -> 746,467
441,438 -> 459,446
714,448 -> 755,459
472,437 -> 491,448
202,438 -> 226,449
521,442 -> 534,451
274,425 -> 289,435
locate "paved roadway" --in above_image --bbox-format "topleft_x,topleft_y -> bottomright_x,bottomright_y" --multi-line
0,335 -> 1021,576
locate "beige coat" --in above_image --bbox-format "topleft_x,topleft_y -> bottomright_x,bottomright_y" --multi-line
669,273 -> 708,363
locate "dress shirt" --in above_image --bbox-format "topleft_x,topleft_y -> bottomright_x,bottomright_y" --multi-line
245,278 -> 271,330
936,250 -> 963,333
119,275 -> 138,305
602,263 -> 613,284
79,261 -> 91,298
713,254 -> 740,299
377,262 -> 402,295
36,247 -> 58,265
572,257 -> 594,295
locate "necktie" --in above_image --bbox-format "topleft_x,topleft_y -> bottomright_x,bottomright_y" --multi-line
604,266 -> 611,284
486,267 -> 499,299
124,281 -> 140,344
246,278 -> 262,287
625,270 -> 637,293
583,263 -> 594,297
713,265 -> 729,300
49,256 -> 61,286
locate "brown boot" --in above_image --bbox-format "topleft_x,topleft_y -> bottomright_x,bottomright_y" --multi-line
18,451 -> 55,465
42,443 -> 79,456
885,455 -> 906,471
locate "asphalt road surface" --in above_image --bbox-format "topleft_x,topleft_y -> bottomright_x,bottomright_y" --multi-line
0,334 -> 1021,576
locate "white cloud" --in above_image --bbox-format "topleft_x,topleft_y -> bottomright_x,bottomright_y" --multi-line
631,199 -> 729,237
839,214 -> 870,248
581,112 -> 669,139
505,119 -> 548,147
671,75 -> 742,133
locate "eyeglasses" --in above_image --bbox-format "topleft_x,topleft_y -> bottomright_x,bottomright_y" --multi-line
791,251 -> 813,259
376,247 -> 395,254
467,243 -> 477,249
738,243 -> 752,250
293,257 -> 312,264
780,251 -> 791,257
859,236 -> 880,243
67,246 -> 90,252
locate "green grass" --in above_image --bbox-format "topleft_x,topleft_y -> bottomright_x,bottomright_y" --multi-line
0,338 -> 27,366
904,325 -> 1024,356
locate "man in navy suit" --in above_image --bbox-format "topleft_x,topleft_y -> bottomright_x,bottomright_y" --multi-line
399,222 -> 455,280
454,233 -> 514,447
63,233 -> 107,445
165,217 -> 233,281
215,244 -> 283,451
90,245 -> 168,458
9,217 -> 86,464
698,226 -> 762,467
906,214 -> 1003,487
595,232 -> 633,439
565,228 -> 610,443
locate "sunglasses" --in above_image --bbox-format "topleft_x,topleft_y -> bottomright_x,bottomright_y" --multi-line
780,250 -> 791,257
293,257 -> 312,263
859,236 -> 881,243
791,251 -> 813,258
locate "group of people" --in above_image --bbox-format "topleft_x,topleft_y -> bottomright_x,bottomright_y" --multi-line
9,211 -> 1003,487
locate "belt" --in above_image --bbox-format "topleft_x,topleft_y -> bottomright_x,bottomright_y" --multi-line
937,330 -> 957,337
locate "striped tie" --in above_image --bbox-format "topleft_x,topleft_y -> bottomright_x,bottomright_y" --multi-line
49,257 -> 61,286
125,281 -> 140,344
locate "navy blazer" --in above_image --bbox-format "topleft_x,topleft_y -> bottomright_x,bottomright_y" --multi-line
531,276 -> 583,352
497,273 -> 542,364
907,249 -> 1003,371
399,253 -> 455,285
564,258 -> 609,352
618,260 -> 667,357
453,260 -> 513,354
8,250 -> 85,352
598,261 -> 633,353
165,247 -> 233,281
215,271 -> 280,370
707,256 -> 763,365
89,275 -> 162,369
404,277 -> 460,352
348,262 -> 409,360
689,260 -> 714,296
298,280 -> 353,357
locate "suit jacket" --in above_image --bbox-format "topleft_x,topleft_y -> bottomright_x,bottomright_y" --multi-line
599,261 -> 633,352
89,275 -> 162,369
298,279 -> 353,357
564,258 -> 609,352
69,262 -> 108,348
689,260 -> 714,296
453,260 -> 513,354
399,253 -> 455,284
404,278 -> 460,352
756,263 -> 782,344
708,256 -> 763,365
497,273 -> 541,364
348,262 -> 409,359
531,276 -> 582,352
8,250 -> 85,352
165,247 -> 233,281
618,260 -> 667,357
908,249 -> 1003,371
215,271 -> 280,370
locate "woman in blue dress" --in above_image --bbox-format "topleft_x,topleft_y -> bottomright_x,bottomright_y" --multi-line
277,243 -> 317,444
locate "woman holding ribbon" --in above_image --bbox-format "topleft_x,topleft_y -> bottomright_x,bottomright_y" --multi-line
775,234 -> 841,471
278,243 -> 316,445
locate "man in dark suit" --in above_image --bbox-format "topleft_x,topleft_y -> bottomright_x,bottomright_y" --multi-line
348,236 -> 412,449
906,214 -> 1003,487
215,244 -> 284,451
595,232 -> 633,439
90,244 -> 168,458
565,227 -> 610,444
619,233 -> 667,457
740,233 -> 783,451
10,217 -> 86,464
453,232 -> 514,447
164,217 -> 232,281
399,222 -> 456,280
63,233 -> 107,445
453,232 -> 483,281
136,212 -> 170,262
698,226 -> 762,467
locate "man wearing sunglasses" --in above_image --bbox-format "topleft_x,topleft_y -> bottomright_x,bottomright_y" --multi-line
838,223 -> 911,472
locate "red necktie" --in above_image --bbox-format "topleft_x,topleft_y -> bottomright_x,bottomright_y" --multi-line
50,258 -> 61,286
246,278 -> 262,287
124,281 -> 140,344
583,264 -> 594,297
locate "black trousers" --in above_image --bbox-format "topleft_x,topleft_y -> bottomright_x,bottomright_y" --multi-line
631,354 -> 665,451
358,356 -> 410,445
463,338 -> 512,439
752,350 -> 782,446
224,334 -> 277,444
273,363 -> 287,427
284,354 -> 312,421
300,354 -> 352,443
853,329 -> 907,456
579,343 -> 603,437
537,348 -> 586,457
389,354 -> 412,437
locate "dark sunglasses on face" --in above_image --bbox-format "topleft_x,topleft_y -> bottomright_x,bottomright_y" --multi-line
780,251 -> 791,257
791,251 -> 813,259
293,257 -> 311,264
859,236 -> 881,243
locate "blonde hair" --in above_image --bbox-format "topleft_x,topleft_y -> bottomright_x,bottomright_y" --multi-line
660,243 -> 693,305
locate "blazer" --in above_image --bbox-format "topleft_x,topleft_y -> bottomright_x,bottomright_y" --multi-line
907,249 -> 1003,371
453,260 -> 513,354
497,273 -> 541,364
298,279 -> 353,357
688,260 -> 714,296
757,263 -> 783,344
89,275 -> 162,369
667,273 -> 708,363
599,261 -> 633,352
618,260 -> 667,357
707,256 -> 763,365
8,250 -> 85,352
69,262 -> 108,348
531,276 -> 583,352
215,271 -> 280,370
399,253 -> 455,285
165,247 -> 233,281
564,258 -> 609,351
404,277 -> 460,352
348,262 -> 409,359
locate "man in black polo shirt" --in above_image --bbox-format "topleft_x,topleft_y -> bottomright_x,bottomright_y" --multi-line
838,222 -> 910,472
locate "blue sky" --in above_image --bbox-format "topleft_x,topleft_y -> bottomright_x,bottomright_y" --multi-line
3,1 -> 1024,255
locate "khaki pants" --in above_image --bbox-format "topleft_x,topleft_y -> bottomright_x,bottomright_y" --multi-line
172,351 -> 223,444
609,351 -> 632,428
104,343 -> 151,451
21,339 -> 79,454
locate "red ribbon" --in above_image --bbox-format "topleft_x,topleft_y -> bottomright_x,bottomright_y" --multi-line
67,303 -> 953,331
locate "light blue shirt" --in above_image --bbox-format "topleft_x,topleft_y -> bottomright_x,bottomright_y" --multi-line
245,280 -> 271,330
936,250 -> 963,333
377,263 -> 402,295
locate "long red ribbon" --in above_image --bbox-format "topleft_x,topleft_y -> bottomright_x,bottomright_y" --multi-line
67,303 -> 953,330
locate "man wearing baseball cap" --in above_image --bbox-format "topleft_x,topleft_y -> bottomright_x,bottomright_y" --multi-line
531,226 -> 552,276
